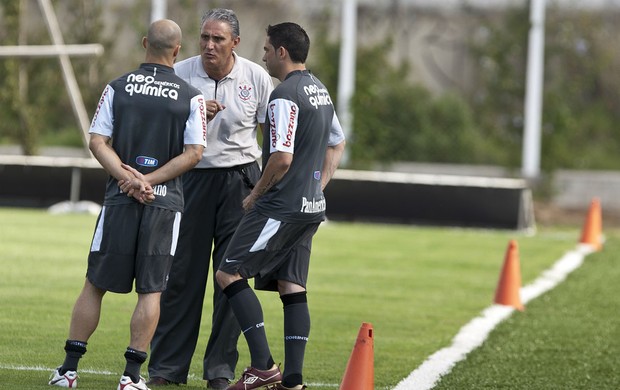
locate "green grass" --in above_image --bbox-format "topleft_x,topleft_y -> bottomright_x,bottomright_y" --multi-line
0,207 -> 615,389
434,238 -> 620,389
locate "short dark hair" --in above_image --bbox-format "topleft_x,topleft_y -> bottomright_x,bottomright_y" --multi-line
266,22 -> 310,64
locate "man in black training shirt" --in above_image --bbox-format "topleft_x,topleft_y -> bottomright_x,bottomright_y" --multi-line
215,22 -> 345,390
48,19 -> 207,390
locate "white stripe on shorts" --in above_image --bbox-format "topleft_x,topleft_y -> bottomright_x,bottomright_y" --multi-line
90,206 -> 106,252
170,212 -> 181,256
250,218 -> 281,252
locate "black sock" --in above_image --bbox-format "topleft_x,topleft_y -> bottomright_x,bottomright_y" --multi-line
281,291 -> 309,387
123,347 -> 147,383
224,279 -> 274,370
61,340 -> 87,374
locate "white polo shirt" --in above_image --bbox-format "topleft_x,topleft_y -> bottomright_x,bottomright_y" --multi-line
174,52 -> 274,168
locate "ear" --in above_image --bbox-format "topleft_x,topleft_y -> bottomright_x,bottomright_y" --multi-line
231,35 -> 241,50
173,44 -> 180,58
142,36 -> 148,50
277,46 -> 287,60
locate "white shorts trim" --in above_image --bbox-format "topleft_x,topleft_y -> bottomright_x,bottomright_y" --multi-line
170,212 -> 182,256
90,206 -> 106,252
249,218 -> 281,252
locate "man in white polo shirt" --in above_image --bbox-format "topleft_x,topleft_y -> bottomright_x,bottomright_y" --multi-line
147,8 -> 274,390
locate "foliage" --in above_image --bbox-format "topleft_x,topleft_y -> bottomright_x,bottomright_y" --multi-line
465,5 -> 530,169
467,4 -> 620,171
2,2 -> 620,172
0,0 -> 40,154
0,1 -> 114,153
310,22 -> 496,169
308,3 -> 620,171
541,7 -> 620,170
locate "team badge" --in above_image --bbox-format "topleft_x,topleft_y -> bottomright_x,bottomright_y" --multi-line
238,83 -> 253,101
314,171 -> 321,180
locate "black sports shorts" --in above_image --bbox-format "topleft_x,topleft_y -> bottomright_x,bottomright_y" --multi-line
87,203 -> 181,294
219,208 -> 320,291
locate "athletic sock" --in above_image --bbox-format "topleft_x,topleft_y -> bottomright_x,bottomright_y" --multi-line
281,291 -> 310,387
224,279 -> 274,370
61,340 -> 87,374
123,347 -> 147,383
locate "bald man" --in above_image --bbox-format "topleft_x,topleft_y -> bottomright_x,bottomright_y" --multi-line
48,19 -> 207,390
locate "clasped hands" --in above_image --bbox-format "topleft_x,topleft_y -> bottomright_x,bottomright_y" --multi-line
117,163 -> 155,204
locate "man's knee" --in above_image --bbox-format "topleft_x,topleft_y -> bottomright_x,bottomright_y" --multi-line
277,280 -> 305,296
215,270 -> 241,290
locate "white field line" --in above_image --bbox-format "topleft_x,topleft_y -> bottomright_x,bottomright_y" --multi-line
0,245 -> 595,390
0,364 -> 340,388
0,364 -> 116,376
393,243 -> 596,390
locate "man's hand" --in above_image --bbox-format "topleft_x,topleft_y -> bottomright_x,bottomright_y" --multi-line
206,99 -> 226,121
118,163 -> 155,204
242,192 -> 259,212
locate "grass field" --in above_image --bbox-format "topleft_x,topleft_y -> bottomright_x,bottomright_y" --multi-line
0,207 -> 618,389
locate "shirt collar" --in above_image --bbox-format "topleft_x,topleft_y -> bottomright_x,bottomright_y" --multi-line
140,63 -> 174,74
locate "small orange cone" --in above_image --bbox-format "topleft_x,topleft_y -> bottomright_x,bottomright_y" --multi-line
340,322 -> 374,390
580,197 -> 603,251
494,240 -> 524,311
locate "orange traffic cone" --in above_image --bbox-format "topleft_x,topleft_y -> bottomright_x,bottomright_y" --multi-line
580,197 -> 603,251
494,240 -> 524,311
340,322 -> 374,390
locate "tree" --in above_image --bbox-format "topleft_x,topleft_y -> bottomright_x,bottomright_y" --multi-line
309,17 -> 490,169
0,0 -> 40,154
0,0 -> 113,154
467,3 -> 620,171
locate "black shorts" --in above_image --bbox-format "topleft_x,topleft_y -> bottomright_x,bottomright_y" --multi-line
87,203 -> 181,294
219,209 -> 319,291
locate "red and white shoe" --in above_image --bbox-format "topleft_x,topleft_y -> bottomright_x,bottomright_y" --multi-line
117,375 -> 150,390
49,367 -> 78,388
227,364 -> 282,390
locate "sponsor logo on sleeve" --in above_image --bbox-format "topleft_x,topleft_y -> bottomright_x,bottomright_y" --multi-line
91,85 -> 110,126
282,105 -> 297,147
269,103 -> 278,148
198,96 -> 207,141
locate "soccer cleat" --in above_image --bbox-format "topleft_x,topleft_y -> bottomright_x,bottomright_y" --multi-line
117,375 -> 151,390
49,367 -> 78,388
226,364 -> 282,390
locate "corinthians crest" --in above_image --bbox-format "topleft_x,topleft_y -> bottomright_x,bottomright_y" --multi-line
238,83 -> 253,101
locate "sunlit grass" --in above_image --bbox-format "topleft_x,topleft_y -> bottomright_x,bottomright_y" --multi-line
1,208 -> 613,389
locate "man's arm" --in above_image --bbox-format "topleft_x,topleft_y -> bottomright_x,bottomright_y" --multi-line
89,134 -> 154,202
242,151 -> 292,211
143,144 -> 204,185
89,134 -> 128,181
119,144 -> 204,191
321,140 -> 346,191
